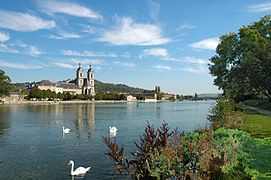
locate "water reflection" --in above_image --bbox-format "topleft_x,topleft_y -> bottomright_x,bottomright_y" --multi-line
74,103 -> 95,139
109,132 -> 117,138
20,103 -> 96,139
0,106 -> 11,136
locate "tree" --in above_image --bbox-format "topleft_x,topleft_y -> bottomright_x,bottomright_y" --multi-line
209,15 -> 271,101
0,69 -> 11,97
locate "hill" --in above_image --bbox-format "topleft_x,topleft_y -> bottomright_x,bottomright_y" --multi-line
94,80 -> 147,94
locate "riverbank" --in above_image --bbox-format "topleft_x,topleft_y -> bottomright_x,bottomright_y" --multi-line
0,99 -> 175,105
0,100 -> 124,105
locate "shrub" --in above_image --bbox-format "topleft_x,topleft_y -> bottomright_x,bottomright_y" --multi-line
207,96 -> 244,129
104,121 -> 175,179
103,122 -> 233,179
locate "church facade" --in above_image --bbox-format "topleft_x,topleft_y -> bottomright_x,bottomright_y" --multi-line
76,63 -> 95,95
33,63 -> 95,96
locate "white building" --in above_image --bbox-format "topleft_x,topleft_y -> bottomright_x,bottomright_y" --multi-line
127,95 -> 137,102
76,63 -> 95,95
34,63 -> 95,95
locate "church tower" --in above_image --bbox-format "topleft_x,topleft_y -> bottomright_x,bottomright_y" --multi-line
87,65 -> 95,95
76,63 -> 84,88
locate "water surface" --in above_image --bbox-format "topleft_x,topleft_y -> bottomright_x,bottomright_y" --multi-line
0,101 -> 214,179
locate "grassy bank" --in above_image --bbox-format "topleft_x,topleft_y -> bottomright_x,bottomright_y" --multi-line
207,97 -> 271,179
240,108 -> 271,138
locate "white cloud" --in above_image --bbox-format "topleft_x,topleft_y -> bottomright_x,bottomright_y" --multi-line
0,44 -> 19,54
16,41 -> 43,56
0,32 -> 9,42
81,25 -> 96,33
39,0 -> 102,19
61,50 -> 117,57
49,31 -> 81,40
0,41 -> 43,56
176,23 -> 196,30
70,58 -> 106,66
28,46 -> 43,56
139,48 -> 209,65
0,60 -> 42,69
99,17 -> 170,45
165,56 -> 209,65
140,48 -> 169,58
0,10 -> 55,32
53,62 -> 74,69
182,57 -> 208,64
190,37 -> 219,50
113,61 -> 136,68
248,3 -> 271,12
180,65 -> 207,74
153,65 -> 172,71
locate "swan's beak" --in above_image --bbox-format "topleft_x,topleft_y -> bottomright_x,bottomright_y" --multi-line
68,162 -> 71,165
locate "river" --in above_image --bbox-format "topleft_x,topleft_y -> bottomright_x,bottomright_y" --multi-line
0,100 -> 214,179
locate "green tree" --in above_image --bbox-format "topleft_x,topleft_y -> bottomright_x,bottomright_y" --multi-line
209,15 -> 271,101
0,69 -> 11,97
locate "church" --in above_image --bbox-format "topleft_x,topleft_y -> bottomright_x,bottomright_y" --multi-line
75,63 -> 95,95
33,63 -> 95,96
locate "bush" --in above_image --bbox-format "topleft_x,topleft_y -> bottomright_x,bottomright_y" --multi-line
103,122 -> 239,179
207,96 -> 244,129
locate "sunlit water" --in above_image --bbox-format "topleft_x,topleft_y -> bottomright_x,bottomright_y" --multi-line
0,100 -> 214,179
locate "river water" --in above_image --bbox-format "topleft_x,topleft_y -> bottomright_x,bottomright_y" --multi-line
0,100 -> 214,179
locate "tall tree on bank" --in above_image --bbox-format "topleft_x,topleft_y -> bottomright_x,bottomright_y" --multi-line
0,69 -> 11,97
209,15 -> 271,101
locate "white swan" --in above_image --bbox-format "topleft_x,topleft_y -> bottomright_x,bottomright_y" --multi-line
109,126 -> 118,138
109,126 -> 117,134
68,160 -> 91,176
63,126 -> 70,133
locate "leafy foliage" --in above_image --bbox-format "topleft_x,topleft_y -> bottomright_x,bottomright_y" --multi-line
94,92 -> 126,100
0,69 -> 11,97
104,122 -> 177,179
27,88 -> 93,100
207,96 -> 243,128
214,128 -> 271,179
104,121 -> 271,179
105,121 -> 268,179
209,15 -> 271,102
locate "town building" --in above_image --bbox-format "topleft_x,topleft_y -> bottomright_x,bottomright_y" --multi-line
144,94 -> 157,102
127,95 -> 137,102
31,63 -> 95,95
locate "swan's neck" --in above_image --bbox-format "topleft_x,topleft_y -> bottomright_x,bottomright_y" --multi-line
70,162 -> 74,175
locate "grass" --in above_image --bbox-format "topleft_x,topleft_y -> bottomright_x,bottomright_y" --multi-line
235,107 -> 271,138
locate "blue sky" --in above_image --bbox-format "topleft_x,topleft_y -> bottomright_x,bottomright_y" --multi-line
0,0 -> 270,94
